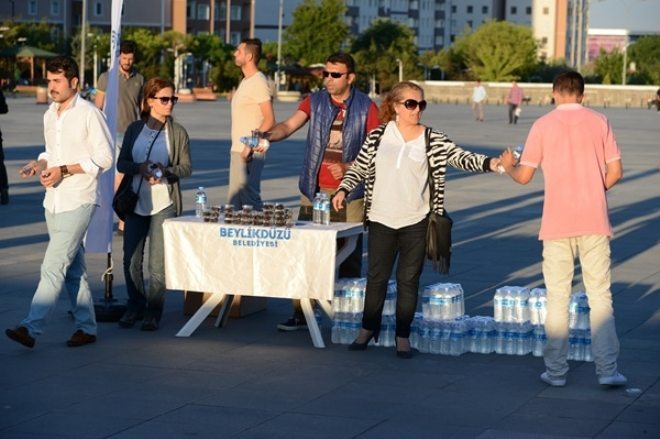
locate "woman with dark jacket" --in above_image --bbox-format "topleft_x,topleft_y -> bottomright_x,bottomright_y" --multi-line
116,78 -> 192,330
332,81 -> 500,358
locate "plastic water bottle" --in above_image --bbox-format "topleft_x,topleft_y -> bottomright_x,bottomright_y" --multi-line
513,144 -> 524,161
312,192 -> 322,224
320,193 -> 331,225
195,186 -> 207,218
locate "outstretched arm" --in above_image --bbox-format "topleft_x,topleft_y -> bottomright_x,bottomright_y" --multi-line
500,147 -> 535,184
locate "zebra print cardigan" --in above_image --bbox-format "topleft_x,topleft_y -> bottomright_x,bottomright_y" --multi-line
337,122 -> 494,227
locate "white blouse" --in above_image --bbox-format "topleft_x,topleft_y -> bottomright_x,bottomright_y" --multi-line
369,121 -> 430,229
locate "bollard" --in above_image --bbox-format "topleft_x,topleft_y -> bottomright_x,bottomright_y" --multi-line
36,86 -> 48,104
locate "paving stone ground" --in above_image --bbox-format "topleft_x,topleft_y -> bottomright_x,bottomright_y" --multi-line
0,95 -> 658,438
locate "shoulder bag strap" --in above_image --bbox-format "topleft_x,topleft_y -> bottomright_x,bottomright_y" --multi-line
135,118 -> 166,193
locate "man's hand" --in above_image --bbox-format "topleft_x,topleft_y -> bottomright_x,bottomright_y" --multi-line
499,148 -> 517,173
20,160 -> 46,178
240,145 -> 253,162
327,163 -> 347,180
39,166 -> 64,188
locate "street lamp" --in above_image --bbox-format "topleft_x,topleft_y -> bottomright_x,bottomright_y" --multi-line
275,0 -> 283,94
396,58 -> 403,82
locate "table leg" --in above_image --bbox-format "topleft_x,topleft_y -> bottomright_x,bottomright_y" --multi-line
176,293 -> 226,337
335,235 -> 358,267
300,298 -> 325,348
214,294 -> 235,328
317,300 -> 334,320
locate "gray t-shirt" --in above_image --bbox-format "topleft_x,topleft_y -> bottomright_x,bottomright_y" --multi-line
97,69 -> 144,134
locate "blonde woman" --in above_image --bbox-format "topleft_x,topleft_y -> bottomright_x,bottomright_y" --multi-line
333,81 -> 500,358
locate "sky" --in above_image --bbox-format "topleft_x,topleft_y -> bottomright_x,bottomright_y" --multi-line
589,0 -> 660,33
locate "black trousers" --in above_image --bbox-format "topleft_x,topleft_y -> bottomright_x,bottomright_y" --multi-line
362,218 -> 427,338
508,104 -> 519,124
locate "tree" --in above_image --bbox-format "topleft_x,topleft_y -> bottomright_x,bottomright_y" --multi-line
628,35 -> 660,85
593,48 -> 623,84
189,33 -> 240,92
284,0 -> 348,66
351,18 -> 420,92
457,21 -> 537,81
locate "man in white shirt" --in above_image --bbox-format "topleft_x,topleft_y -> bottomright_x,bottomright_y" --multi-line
471,80 -> 487,122
228,38 -> 275,210
6,56 -> 113,349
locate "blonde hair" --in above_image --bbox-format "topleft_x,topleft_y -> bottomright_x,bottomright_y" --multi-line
379,81 -> 425,123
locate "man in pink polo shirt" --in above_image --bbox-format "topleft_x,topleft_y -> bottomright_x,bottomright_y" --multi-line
500,71 -> 626,388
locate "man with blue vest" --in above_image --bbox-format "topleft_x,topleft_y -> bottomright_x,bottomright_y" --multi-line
260,52 -> 380,331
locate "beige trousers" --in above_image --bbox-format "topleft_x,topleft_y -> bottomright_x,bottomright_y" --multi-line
542,235 -> 620,378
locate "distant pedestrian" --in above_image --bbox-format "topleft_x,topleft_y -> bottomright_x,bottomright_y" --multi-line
499,71 -> 627,387
471,80 -> 486,121
506,81 -> 524,124
5,56 -> 113,349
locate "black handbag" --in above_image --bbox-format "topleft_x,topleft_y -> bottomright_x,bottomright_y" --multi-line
424,128 -> 453,274
112,175 -> 139,221
112,121 -> 165,221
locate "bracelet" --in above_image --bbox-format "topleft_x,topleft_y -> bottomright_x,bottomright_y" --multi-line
60,165 -> 71,178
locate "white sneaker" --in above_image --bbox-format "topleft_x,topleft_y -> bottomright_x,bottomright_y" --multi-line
598,371 -> 628,386
540,371 -> 567,387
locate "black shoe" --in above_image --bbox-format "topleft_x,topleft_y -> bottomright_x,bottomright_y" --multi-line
348,329 -> 379,351
5,326 -> 35,348
66,330 -> 96,347
140,317 -> 159,331
395,337 -> 413,359
0,188 -> 8,205
277,317 -> 307,332
118,310 -> 144,328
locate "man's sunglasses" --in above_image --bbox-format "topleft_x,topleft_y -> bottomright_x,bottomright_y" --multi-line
322,71 -> 348,78
400,99 -> 427,111
152,96 -> 179,105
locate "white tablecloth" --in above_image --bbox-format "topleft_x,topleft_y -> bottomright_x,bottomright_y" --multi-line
163,217 -> 363,301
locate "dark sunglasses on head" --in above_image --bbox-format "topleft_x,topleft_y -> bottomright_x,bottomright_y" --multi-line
401,99 -> 427,111
322,71 -> 347,79
152,96 -> 178,105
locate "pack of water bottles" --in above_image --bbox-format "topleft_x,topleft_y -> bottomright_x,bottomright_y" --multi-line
493,286 -> 530,323
528,288 -> 547,326
331,279 -> 397,347
569,291 -> 590,330
421,283 -> 465,321
466,316 -> 497,354
411,314 -> 470,356
494,321 -> 534,355
568,328 -> 593,362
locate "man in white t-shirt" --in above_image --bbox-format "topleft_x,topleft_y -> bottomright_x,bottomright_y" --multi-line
471,80 -> 487,122
228,38 -> 275,210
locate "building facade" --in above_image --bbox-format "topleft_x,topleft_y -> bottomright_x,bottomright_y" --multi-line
0,0 -> 592,67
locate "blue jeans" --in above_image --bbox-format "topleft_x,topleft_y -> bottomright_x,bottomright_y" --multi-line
123,204 -> 176,321
22,204 -> 97,336
362,218 -> 428,338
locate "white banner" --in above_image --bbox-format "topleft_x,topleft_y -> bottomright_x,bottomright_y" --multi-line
162,219 -> 365,301
85,0 -> 124,253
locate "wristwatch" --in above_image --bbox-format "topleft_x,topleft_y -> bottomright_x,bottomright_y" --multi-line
60,165 -> 71,178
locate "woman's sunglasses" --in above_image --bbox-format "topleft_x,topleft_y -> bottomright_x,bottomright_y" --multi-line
322,71 -> 347,78
152,96 -> 179,105
400,99 -> 427,111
